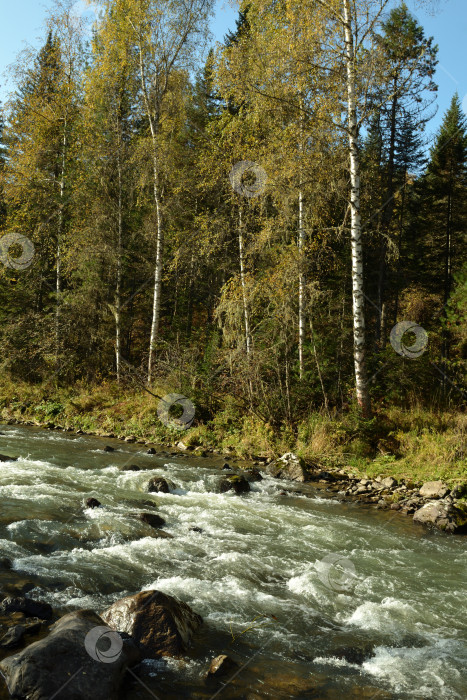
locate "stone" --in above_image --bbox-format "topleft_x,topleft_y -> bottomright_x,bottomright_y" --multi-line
101,590 -> 202,659
451,483 -> 467,499
132,512 -> 166,529
103,445 -> 114,452
0,597 -> 52,620
419,481 -> 450,499
264,453 -> 309,482
0,454 -> 17,462
85,497 -> 101,509
0,625 -> 26,649
219,475 -> 251,494
380,477 -> 397,489
205,654 -> 238,681
146,448 -> 157,455
147,476 -> 174,493
413,500 -> 467,534
0,609 -> 140,700
243,468 -> 263,482
120,464 -> 141,471
124,436 -> 136,443
189,526 -> 203,533
176,441 -> 189,450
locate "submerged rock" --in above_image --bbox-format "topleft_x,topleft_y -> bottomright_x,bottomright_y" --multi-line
101,590 -> 202,659
120,464 -> 141,471
0,454 -> 17,462
103,445 -> 115,452
219,474 -> 251,494
0,609 -> 140,700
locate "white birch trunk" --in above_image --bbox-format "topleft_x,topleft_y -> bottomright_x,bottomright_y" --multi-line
116,154 -> 123,384
343,0 -> 371,417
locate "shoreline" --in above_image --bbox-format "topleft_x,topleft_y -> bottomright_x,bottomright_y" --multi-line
2,415 -> 466,536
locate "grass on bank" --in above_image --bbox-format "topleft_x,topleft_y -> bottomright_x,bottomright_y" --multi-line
0,378 -> 465,486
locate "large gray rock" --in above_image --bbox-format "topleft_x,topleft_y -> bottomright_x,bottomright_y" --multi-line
0,609 -> 140,700
101,590 -> 202,659
413,500 -> 467,533
264,453 -> 309,482
419,481 -> 449,499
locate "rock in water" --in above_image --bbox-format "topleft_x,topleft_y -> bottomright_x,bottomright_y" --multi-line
101,590 -> 202,659
132,512 -> 166,528
264,453 -> 309,482
85,497 -> 101,509
0,597 -> 52,620
103,445 -> 114,452
146,448 -> 157,455
219,475 -> 251,494
0,454 -> 18,462
243,468 -> 263,482
413,500 -> 467,533
205,654 -> 238,681
419,481 -> 449,499
147,476 -> 174,493
0,609 -> 140,700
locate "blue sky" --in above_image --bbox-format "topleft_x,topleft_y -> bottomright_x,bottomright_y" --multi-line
1,0 -> 466,145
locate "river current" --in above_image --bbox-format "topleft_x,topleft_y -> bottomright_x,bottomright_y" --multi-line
0,424 -> 466,699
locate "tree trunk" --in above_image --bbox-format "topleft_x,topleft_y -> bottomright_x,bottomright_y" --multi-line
238,207 -> 252,357
343,0 -> 371,417
115,154 -> 123,384
298,187 -> 306,379
56,117 -> 67,371
147,142 -> 164,384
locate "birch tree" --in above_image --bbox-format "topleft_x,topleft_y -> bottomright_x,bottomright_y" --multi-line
118,0 -> 214,384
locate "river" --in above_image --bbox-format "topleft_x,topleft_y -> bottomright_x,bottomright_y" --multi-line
0,424 -> 466,699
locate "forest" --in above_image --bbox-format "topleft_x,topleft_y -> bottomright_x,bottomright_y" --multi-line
0,0 -> 466,478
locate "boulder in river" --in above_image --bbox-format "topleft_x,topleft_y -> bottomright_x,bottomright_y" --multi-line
219,474 -> 251,494
419,480 -> 449,499
132,512 -> 166,529
0,596 -> 52,620
120,464 -> 141,472
264,453 -> 309,482
146,447 -> 157,455
101,590 -> 202,659
85,497 -> 101,509
0,454 -> 17,462
103,445 -> 115,452
413,500 -> 467,533
0,609 -> 140,700
243,468 -> 263,482
147,476 -> 174,493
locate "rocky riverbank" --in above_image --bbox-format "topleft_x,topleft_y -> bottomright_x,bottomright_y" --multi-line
1,417 -> 466,535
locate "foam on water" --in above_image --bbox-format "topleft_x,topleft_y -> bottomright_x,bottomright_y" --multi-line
1,425 -> 466,699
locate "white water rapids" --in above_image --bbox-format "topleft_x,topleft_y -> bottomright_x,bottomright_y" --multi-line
0,425 -> 466,699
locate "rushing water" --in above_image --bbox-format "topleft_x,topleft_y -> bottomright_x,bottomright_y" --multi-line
0,424 -> 466,699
